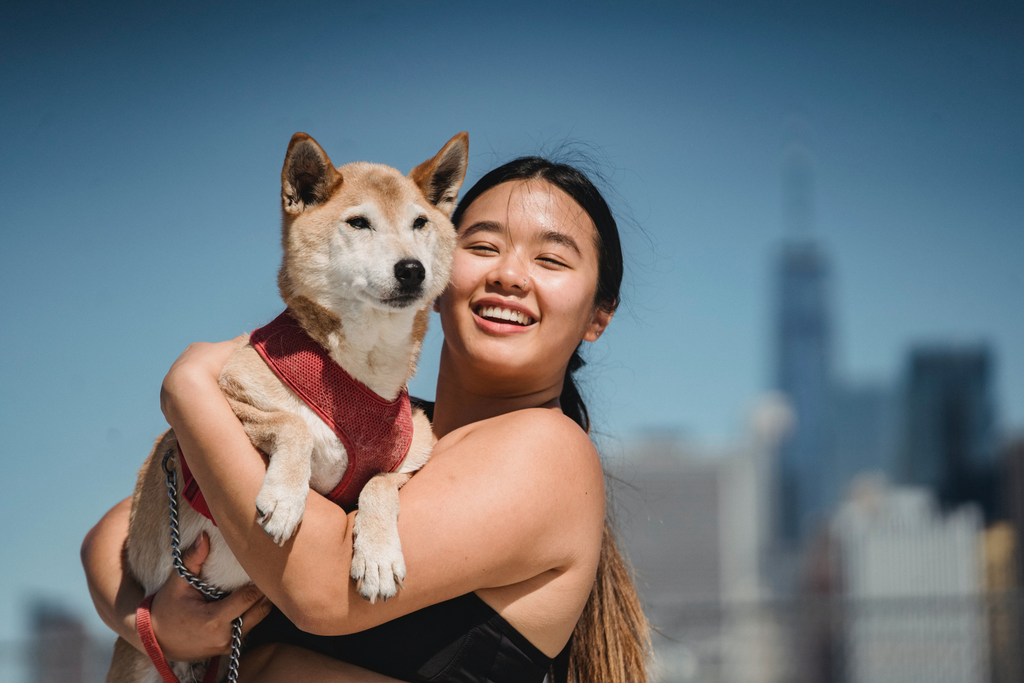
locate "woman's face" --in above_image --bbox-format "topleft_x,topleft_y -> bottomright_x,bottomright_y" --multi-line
438,179 -> 613,394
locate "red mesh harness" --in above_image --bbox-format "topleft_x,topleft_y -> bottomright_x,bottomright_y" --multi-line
179,309 -> 414,520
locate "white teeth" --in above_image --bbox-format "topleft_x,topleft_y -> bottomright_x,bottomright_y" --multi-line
478,305 -> 534,326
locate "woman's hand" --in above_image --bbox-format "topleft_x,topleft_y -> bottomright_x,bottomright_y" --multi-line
149,533 -> 271,661
81,497 -> 270,658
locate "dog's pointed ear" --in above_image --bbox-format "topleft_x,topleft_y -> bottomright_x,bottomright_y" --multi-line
409,132 -> 469,217
281,133 -> 343,215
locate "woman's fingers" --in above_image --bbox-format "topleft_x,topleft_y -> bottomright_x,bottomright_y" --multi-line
213,583 -> 273,635
182,532 -> 211,575
241,596 -> 273,634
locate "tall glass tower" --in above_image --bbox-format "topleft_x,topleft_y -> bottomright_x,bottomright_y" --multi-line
774,138 -> 834,544
901,346 -> 998,519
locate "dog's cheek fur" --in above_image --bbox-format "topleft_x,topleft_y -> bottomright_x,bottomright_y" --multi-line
282,211 -> 339,303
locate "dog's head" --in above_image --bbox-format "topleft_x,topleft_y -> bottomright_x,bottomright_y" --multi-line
277,132 -> 468,318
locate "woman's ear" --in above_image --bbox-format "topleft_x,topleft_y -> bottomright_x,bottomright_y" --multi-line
583,306 -> 614,342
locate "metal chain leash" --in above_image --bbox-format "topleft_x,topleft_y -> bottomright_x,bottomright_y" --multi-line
162,448 -> 243,683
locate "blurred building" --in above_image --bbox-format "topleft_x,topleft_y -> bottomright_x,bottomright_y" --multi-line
774,239 -> 834,546
612,395 -> 792,683
832,383 -> 898,489
831,480 -> 988,683
30,602 -> 91,683
1000,437 -> 1024,580
770,134 -> 843,551
984,521 -> 1023,683
898,345 -> 999,520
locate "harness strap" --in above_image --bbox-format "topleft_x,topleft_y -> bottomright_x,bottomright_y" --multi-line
136,594 -> 221,683
178,444 -> 216,526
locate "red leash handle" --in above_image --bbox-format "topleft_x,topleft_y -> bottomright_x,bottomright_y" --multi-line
136,594 -> 221,683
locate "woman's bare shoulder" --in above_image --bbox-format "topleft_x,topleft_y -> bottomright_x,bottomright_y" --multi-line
423,407 -> 605,521
439,407 -> 600,470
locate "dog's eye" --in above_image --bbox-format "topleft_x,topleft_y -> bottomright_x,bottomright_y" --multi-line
346,216 -> 372,230
413,216 -> 428,230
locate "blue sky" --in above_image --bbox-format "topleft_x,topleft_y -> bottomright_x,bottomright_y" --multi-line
1,0 -> 1021,642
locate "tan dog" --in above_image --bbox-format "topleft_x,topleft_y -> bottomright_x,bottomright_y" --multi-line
107,132 -> 468,683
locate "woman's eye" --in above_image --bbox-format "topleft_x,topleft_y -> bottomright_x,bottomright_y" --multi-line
413,216 -> 428,230
346,216 -> 372,230
467,243 -> 499,253
538,256 -> 567,267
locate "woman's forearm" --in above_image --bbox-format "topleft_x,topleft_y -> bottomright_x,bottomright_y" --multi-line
160,346 -> 358,631
81,497 -> 145,650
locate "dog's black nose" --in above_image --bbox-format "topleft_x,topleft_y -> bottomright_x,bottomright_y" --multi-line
394,259 -> 425,288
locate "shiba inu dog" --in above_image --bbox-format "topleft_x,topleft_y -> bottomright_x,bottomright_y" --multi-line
107,131 -> 468,683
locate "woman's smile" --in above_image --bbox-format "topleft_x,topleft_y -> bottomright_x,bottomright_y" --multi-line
472,297 -> 539,334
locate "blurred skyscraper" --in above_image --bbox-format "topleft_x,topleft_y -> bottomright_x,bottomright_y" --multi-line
773,137 -> 835,545
30,602 -> 91,683
899,345 -> 999,520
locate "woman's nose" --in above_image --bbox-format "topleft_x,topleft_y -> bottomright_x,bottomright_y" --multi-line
489,251 -> 531,292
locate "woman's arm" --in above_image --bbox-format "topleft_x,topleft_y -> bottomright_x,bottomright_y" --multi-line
161,341 -> 606,637
81,497 -> 144,650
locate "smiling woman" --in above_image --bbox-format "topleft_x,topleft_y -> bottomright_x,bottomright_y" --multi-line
437,178 -> 612,407
442,158 -> 623,435
82,155 -> 649,683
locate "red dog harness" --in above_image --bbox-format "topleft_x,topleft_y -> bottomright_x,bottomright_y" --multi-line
179,309 -> 414,519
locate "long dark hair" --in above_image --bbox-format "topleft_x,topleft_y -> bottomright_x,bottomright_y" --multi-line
453,158 -> 650,683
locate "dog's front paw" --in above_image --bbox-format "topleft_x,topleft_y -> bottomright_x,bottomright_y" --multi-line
254,480 -> 307,546
350,513 -> 406,604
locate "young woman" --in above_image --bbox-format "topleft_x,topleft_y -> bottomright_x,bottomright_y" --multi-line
82,157 -> 651,683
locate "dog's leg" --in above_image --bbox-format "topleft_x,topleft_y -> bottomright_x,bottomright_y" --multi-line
351,407 -> 435,603
397,407 -> 435,475
227,398 -> 315,546
350,405 -> 438,602
351,471 -> 413,603
106,637 -> 153,683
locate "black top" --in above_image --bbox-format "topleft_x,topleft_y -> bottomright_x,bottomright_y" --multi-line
244,593 -> 557,683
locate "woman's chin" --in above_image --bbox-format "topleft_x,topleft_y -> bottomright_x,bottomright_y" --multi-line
463,352 -> 552,391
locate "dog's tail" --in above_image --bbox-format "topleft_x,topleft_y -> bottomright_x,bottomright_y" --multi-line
553,519 -> 652,683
